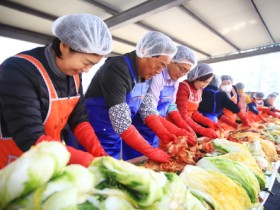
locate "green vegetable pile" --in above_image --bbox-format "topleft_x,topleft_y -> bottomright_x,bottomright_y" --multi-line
1,137 -> 276,210
0,142 -> 204,210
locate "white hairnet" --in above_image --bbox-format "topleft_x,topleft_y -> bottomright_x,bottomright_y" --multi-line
254,92 -> 264,99
267,93 -> 277,99
187,63 -> 213,82
172,46 -> 196,67
272,92 -> 279,96
221,75 -> 233,82
209,75 -> 221,88
136,31 -> 177,58
235,82 -> 245,90
52,14 -> 112,55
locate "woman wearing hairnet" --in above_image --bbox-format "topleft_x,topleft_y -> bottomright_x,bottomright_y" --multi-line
264,93 -> 280,118
235,82 -> 266,123
264,93 -> 279,110
219,75 -> 250,129
176,64 -> 222,139
249,92 -> 280,120
0,14 -> 112,169
198,76 -> 256,130
83,31 -> 177,162
235,82 -> 250,112
124,46 -> 198,160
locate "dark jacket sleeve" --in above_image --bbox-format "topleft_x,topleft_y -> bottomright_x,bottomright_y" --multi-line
221,92 -> 240,113
0,57 -> 45,151
85,56 -> 134,108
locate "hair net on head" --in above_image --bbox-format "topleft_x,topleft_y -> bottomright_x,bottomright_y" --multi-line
136,31 -> 177,58
209,74 -> 221,88
187,63 -> 213,82
267,93 -> 277,99
52,14 -> 112,55
221,75 -> 233,82
171,46 -> 196,66
254,92 -> 264,99
235,82 -> 245,90
272,92 -> 279,96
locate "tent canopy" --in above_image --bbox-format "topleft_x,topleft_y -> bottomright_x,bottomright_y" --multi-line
1,0 -> 279,63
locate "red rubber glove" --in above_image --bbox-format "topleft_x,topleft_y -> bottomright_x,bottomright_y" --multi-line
74,122 -> 107,157
192,111 -> 223,131
145,114 -> 177,144
183,116 -> 219,139
35,135 -> 94,167
219,115 -> 238,129
257,114 -> 267,123
196,127 -> 219,139
120,125 -> 170,163
258,107 -> 274,116
168,110 -> 196,136
237,111 -> 251,127
66,146 -> 94,167
269,111 -> 279,118
159,116 -> 197,146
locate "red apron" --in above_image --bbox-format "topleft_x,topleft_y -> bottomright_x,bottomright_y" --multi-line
0,54 -> 80,169
219,88 -> 238,130
182,81 -> 202,116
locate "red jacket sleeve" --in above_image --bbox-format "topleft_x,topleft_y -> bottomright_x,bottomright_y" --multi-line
176,81 -> 191,121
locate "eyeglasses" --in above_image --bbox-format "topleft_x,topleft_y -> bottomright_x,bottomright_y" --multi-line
176,63 -> 189,74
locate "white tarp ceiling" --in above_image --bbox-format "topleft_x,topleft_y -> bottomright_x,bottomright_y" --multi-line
0,0 -> 280,63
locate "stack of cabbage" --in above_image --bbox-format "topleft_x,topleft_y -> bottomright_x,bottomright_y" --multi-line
84,157 -> 205,210
0,141 -> 71,209
0,142 -> 205,210
179,138 -> 272,210
0,139 -> 274,210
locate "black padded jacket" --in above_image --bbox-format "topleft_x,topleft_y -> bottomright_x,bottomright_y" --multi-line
0,46 -> 88,151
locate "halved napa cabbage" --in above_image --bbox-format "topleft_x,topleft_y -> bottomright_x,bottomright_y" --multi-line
144,173 -> 206,210
212,138 -> 251,154
243,140 -> 271,170
81,193 -> 137,210
179,165 -> 251,210
264,123 -> 280,144
259,139 -> 279,162
6,164 -> 94,210
0,141 -> 70,209
217,152 -> 266,189
89,156 -> 167,207
197,157 -> 260,204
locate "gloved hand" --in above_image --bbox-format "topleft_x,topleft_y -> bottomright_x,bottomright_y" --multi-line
219,115 -> 238,129
237,111 -> 251,127
36,135 -> 95,167
168,111 -> 195,135
258,107 -> 273,116
159,116 -> 197,146
74,122 -> 107,157
66,146 -> 94,167
196,127 -> 219,139
183,116 -> 219,139
257,114 -> 267,123
168,110 -> 196,136
192,111 -> 223,131
145,114 -> 177,144
120,125 -> 170,163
